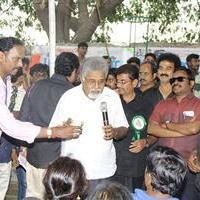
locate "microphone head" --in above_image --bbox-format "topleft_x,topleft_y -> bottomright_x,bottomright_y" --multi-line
100,102 -> 107,112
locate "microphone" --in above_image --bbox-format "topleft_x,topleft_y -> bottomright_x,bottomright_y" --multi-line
100,102 -> 109,126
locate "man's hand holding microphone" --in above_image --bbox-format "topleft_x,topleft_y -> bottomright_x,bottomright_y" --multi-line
101,102 -> 118,140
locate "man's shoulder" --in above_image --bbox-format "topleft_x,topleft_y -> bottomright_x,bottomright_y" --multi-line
103,87 -> 119,98
32,78 -> 72,92
59,85 -> 81,99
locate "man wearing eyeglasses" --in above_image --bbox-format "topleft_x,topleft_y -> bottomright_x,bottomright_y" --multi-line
112,64 -> 157,191
148,67 -> 200,200
49,57 -> 128,194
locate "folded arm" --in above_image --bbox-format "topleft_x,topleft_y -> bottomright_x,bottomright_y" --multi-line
148,121 -> 184,137
166,121 -> 200,135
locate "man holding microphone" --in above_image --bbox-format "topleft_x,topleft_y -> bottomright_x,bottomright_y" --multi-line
50,57 -> 128,194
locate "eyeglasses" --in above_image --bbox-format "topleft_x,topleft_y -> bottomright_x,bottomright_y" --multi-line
170,76 -> 190,85
116,80 -> 132,85
85,78 -> 105,87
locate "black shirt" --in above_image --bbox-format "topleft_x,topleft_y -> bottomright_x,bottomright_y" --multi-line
114,94 -> 148,177
19,74 -> 74,168
141,85 -> 173,120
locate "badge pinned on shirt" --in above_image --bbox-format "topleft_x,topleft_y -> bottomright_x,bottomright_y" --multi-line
131,115 -> 147,141
183,111 -> 194,121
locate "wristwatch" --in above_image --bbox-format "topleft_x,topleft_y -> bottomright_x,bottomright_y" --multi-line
47,128 -> 52,139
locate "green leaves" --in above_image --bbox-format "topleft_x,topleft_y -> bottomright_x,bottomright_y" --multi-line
0,0 -> 199,43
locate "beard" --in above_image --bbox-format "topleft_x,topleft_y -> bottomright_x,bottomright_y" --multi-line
88,90 -> 102,100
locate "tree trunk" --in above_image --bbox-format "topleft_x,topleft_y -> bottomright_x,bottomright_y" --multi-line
33,0 -> 125,43
33,0 -> 49,37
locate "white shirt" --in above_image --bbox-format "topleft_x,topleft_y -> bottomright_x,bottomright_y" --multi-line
0,76 -> 40,143
50,85 -> 129,179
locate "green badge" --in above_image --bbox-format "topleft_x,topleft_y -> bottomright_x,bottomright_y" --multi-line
131,115 -> 147,141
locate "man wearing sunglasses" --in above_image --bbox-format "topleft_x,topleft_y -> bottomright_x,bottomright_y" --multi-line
148,67 -> 200,200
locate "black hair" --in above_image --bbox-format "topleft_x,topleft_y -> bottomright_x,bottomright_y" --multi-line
78,42 -> 88,48
107,68 -> 116,77
140,61 -> 157,74
127,57 -> 141,66
146,146 -> 187,196
0,37 -> 24,52
87,181 -> 132,200
55,52 -> 79,77
186,54 -> 199,62
102,55 -> 110,60
175,66 -> 195,81
144,53 -> 157,61
157,53 -> 181,70
43,156 -> 88,200
30,63 -> 49,77
22,57 -> 30,66
11,68 -> 23,83
116,64 -> 139,80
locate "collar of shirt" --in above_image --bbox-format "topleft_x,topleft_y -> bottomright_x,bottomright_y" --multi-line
173,92 -> 194,103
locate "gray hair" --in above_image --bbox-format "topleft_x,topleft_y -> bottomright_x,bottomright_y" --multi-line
81,57 -> 109,80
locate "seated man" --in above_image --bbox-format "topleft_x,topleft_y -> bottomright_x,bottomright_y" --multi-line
133,146 -> 187,200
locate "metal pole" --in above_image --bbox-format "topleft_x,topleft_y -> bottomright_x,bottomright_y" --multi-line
145,21 -> 150,54
133,20 -> 137,57
48,0 -> 56,76
129,22 -> 132,47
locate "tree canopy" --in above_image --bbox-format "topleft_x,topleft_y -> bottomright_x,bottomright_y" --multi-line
0,0 -> 199,44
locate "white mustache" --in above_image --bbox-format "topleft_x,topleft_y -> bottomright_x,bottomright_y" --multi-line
88,90 -> 101,99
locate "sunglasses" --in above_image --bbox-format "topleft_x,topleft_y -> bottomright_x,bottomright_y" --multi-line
170,76 -> 190,85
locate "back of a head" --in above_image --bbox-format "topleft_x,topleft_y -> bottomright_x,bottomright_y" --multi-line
157,53 -> 181,70
127,57 -> 140,66
116,64 -> 139,80
22,57 -> 30,66
87,181 -> 132,200
146,146 -> 187,196
30,63 -> 50,78
43,156 -> 87,200
0,37 -> 24,52
81,57 -> 108,80
55,52 -> 79,77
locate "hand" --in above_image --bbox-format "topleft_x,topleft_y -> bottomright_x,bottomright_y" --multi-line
11,150 -> 19,168
187,151 -> 200,173
161,123 -> 167,128
129,139 -> 146,153
62,118 -> 73,127
52,124 -> 82,140
103,125 -> 115,140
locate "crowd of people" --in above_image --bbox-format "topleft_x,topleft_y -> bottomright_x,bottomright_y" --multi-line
0,36 -> 200,200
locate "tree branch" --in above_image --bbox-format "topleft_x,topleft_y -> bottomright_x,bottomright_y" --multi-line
56,0 -> 72,42
78,0 -> 89,24
72,0 -> 124,42
33,0 -> 49,37
69,17 -> 79,32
